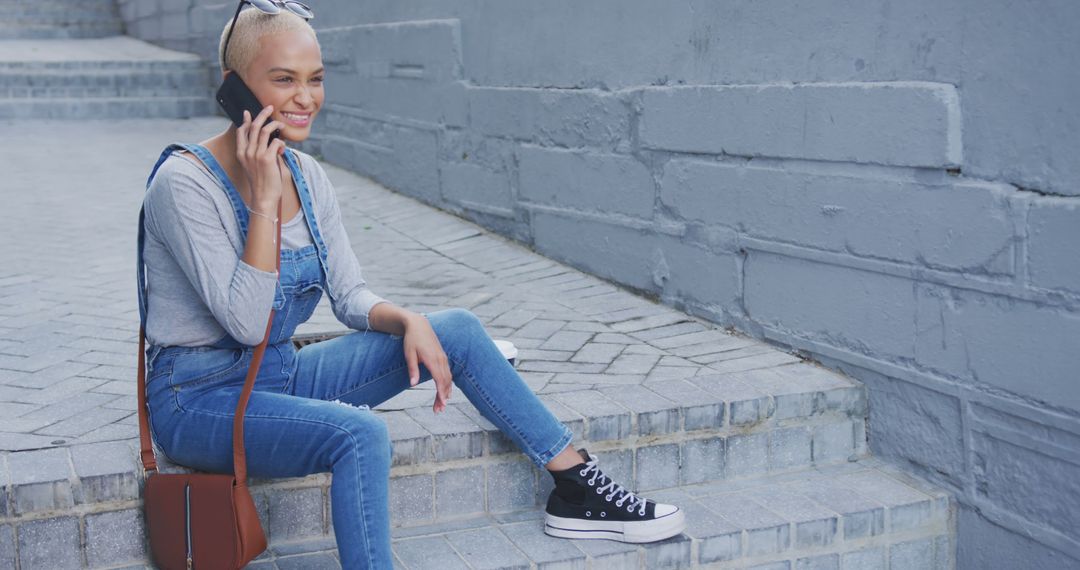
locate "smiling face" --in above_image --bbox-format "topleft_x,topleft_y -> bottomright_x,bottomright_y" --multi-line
229,29 -> 325,142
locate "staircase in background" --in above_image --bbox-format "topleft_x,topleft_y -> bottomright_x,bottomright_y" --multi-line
0,0 -> 213,119
0,0 -> 123,39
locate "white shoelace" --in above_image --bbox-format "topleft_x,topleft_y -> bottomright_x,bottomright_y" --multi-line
580,453 -> 648,516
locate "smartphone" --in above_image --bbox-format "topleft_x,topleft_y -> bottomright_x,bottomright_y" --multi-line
215,71 -> 281,141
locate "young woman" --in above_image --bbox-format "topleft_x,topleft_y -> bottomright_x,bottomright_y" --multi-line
138,2 -> 684,567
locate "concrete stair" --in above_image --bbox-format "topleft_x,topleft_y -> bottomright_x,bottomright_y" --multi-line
244,459 -> 952,569
1,344 -> 954,568
0,35 -> 214,119
0,0 -> 123,39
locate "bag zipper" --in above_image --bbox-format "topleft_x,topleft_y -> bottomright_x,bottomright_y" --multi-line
185,483 -> 193,569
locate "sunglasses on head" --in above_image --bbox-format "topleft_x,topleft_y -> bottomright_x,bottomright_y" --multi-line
222,0 -> 314,72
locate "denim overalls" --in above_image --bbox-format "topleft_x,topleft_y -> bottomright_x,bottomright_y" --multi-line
139,142 -> 331,370
136,143 -> 573,568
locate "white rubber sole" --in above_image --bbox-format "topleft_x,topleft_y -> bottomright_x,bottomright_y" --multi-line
543,509 -> 687,543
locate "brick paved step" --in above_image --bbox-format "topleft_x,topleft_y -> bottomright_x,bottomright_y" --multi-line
9,459 -> 949,569
0,36 -> 215,118
0,96 -> 214,119
0,22 -> 124,40
0,358 -> 875,568
383,459 -> 953,570
0,68 -> 210,98
0,0 -> 121,39
197,460 -> 956,570
3,11 -> 121,25
0,37 -> 200,65
0,5 -> 122,40
0,359 -> 869,517
0,60 -> 204,72
0,0 -> 116,10
3,2 -> 118,14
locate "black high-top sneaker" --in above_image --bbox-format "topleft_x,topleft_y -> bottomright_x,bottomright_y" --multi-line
544,448 -> 686,543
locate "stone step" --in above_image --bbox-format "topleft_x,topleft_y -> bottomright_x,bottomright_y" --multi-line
2,11 -> 121,25
0,0 -> 123,40
4,459 -> 951,568
385,459 -> 953,570
0,0 -> 117,10
0,357 -> 874,567
182,362 -> 867,520
0,0 -> 120,22
0,67 -> 211,98
0,37 -> 204,66
0,36 -> 215,118
0,96 -> 215,118
0,60 -> 204,72
0,22 -> 124,40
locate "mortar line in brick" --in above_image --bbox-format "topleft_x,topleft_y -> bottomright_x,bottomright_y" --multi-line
78,513 -> 88,568
1014,184 -> 1079,199
959,397 -> 978,516
742,234 -> 1080,310
1019,194 -> 1032,286
492,523 -> 536,568
438,533 -> 474,570
2,496 -> 143,524
520,201 -> 657,232
323,486 -> 331,536
11,523 -> 19,570
760,324 -> 965,399
963,494 -> 1080,563
482,462 -> 489,514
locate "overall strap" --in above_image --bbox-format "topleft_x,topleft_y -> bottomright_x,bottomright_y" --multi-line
281,148 -> 336,304
136,143 -> 281,479
179,143 -> 252,238
233,206 -> 280,484
136,142 -> 199,472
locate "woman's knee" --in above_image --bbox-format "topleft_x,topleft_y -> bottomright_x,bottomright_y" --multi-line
430,307 -> 487,345
434,306 -> 482,326
333,409 -> 392,465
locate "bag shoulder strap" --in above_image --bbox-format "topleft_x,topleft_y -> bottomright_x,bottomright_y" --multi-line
232,199 -> 280,482
137,143 -> 282,479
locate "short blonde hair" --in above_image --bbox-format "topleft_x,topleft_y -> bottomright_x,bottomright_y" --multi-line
218,8 -> 317,75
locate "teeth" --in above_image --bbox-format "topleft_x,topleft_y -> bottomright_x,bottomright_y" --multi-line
283,113 -> 309,121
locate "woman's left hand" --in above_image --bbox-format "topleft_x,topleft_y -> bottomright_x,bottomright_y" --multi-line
402,314 -> 453,413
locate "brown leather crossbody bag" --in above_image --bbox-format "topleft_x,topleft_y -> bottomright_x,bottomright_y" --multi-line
136,200 -> 284,569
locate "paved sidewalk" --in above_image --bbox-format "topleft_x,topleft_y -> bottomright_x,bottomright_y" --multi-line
0,116 -> 795,453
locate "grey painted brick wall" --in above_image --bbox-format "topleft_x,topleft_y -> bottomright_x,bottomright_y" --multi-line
122,0 -> 1080,566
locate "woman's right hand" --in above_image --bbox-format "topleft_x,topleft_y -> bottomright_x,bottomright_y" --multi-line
236,105 -> 287,209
